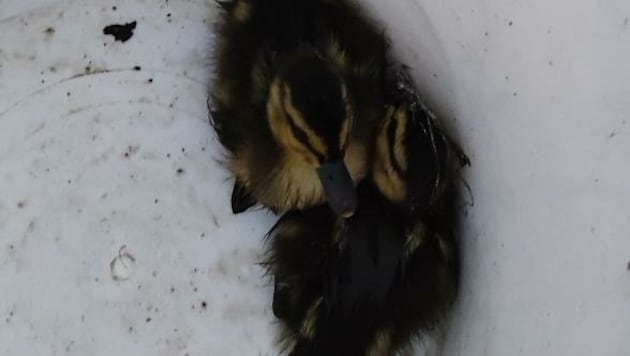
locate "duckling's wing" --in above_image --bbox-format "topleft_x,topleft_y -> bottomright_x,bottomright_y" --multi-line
271,279 -> 291,319
264,207 -> 337,324
387,224 -> 459,346
230,180 -> 257,214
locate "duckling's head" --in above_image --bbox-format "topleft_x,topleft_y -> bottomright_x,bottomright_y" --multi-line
267,51 -> 356,217
372,103 -> 451,214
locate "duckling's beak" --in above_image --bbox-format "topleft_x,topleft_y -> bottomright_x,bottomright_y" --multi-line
317,160 -> 357,218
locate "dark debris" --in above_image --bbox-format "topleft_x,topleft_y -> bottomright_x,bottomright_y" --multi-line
103,21 -> 137,42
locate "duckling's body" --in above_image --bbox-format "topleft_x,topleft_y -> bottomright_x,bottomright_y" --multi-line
269,183 -> 456,356
265,68 -> 467,355
211,0 -> 386,215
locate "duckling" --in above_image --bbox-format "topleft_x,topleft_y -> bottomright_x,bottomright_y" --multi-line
264,67 -> 468,355
210,0 -> 387,216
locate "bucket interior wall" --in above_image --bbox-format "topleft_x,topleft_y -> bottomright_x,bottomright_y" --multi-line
0,1 -> 628,355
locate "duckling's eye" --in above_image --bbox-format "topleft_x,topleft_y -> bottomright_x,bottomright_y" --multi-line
280,84 -> 329,163
339,84 -> 354,149
286,115 -> 326,163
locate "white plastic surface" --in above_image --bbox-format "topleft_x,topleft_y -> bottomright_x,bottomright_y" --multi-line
1,1 -> 629,355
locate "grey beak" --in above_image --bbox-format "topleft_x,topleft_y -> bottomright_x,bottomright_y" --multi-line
317,160 -> 357,218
